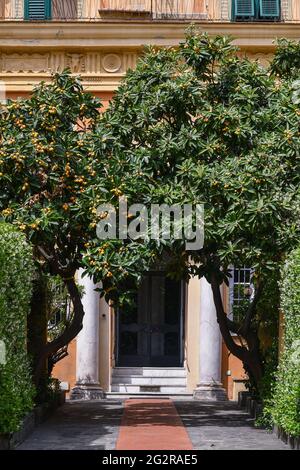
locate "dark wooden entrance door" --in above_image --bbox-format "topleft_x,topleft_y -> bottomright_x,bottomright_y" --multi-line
116,273 -> 184,367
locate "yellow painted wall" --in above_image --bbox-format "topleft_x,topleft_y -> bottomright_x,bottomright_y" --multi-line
207,0 -> 222,20
99,297 -> 111,391
290,0 -> 300,21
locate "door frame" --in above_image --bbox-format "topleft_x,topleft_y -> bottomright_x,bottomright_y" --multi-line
115,273 -> 186,367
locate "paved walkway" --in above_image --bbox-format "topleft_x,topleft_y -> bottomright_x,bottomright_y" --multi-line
176,401 -> 289,450
18,399 -> 289,451
116,399 -> 193,450
18,401 -> 123,450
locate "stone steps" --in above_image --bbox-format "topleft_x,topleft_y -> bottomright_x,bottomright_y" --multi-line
112,376 -> 187,386
111,385 -> 188,393
106,392 -> 193,400
111,367 -> 188,394
113,367 -> 187,378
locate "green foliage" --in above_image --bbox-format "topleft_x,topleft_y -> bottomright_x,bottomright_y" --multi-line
0,70 -> 103,267
271,39 -> 300,79
84,32 -> 300,302
181,31 -> 236,77
47,275 -> 73,342
81,32 -> 300,394
0,223 -> 35,434
271,247 -> 300,437
241,271 -> 280,403
35,375 -> 61,406
257,272 -> 280,384
1,35 -> 300,404
0,71 -> 106,388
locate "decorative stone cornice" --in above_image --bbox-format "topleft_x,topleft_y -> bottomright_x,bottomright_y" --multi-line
1,21 -> 300,49
0,21 -> 299,92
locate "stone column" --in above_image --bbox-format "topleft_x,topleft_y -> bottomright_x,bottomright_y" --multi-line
193,277 -> 227,401
71,270 -> 104,400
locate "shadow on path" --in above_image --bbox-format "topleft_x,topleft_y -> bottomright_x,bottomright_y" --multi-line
175,401 -> 290,450
17,400 -> 124,450
17,399 -> 290,450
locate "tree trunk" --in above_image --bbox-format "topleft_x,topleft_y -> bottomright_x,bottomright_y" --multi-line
28,271 -> 48,399
33,275 -> 85,386
210,272 -> 263,391
242,329 -> 263,388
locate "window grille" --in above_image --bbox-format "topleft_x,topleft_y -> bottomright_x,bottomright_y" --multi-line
229,266 -> 254,324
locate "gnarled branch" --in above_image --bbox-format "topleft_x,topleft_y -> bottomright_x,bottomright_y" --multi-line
34,275 -> 85,383
210,272 -> 247,363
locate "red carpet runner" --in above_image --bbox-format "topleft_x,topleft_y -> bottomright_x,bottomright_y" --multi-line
116,399 -> 193,450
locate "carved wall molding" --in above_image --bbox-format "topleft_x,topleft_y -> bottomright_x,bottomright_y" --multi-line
0,51 -> 138,76
0,49 -> 272,75
102,53 -> 122,73
66,53 -> 86,73
0,50 -> 139,92
0,48 -> 274,92
0,53 -> 50,73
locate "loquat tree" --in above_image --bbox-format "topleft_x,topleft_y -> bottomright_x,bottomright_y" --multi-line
0,71 -> 106,385
83,33 -> 300,393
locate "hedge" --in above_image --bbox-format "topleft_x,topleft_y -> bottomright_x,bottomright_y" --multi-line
0,223 -> 35,434
271,247 -> 300,437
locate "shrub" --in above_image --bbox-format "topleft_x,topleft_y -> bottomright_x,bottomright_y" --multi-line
271,247 -> 300,437
240,271 -> 280,409
0,223 -> 35,434
253,272 -> 280,428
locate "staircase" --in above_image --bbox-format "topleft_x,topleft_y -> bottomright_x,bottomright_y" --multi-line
107,367 -> 191,398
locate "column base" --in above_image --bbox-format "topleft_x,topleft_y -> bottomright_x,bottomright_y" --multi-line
70,383 -> 105,401
193,382 -> 227,401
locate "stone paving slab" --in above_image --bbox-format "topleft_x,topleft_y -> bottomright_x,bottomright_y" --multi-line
18,401 -> 124,450
17,399 -> 290,450
175,401 -> 290,450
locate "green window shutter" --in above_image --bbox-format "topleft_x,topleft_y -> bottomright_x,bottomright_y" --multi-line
234,0 -> 255,16
24,0 -> 52,20
259,0 -> 280,17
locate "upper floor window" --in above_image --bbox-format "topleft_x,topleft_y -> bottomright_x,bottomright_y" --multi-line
232,0 -> 281,21
47,276 -> 72,340
229,266 -> 255,324
1,0 -> 291,22
10,0 -> 207,21
24,0 -> 51,19
24,0 -> 78,20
